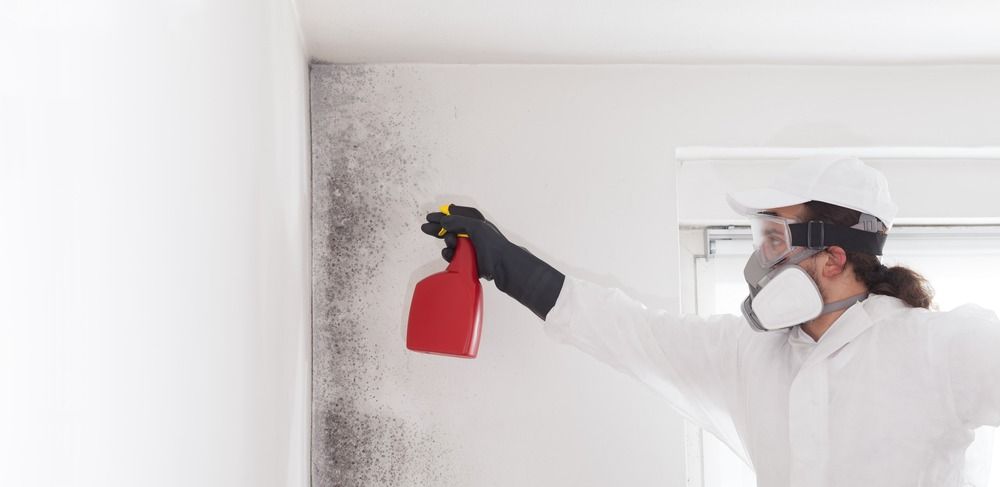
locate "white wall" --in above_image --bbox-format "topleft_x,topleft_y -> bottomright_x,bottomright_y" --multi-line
0,1 -> 311,486
310,64 -> 1000,487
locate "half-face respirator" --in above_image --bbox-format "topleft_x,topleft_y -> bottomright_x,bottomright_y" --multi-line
741,212 -> 887,332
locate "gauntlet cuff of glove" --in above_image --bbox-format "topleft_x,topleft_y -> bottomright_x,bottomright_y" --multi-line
493,245 -> 566,321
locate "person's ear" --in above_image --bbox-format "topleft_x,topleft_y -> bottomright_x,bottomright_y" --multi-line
823,246 -> 848,276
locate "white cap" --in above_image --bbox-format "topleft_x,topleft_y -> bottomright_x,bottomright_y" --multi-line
725,155 -> 899,230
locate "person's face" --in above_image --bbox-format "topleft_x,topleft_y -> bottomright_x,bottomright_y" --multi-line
763,204 -> 829,295
758,204 -> 807,263
765,203 -> 843,300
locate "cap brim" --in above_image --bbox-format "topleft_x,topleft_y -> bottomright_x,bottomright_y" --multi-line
725,188 -> 809,216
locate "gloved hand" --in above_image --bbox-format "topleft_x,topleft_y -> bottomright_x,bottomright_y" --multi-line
420,204 -> 565,321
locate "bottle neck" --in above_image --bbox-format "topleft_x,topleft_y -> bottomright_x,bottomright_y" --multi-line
447,237 -> 479,278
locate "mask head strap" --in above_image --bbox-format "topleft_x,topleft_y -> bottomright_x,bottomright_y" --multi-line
788,220 -> 887,255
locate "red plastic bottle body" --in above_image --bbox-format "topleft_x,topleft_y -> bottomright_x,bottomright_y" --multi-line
406,237 -> 483,358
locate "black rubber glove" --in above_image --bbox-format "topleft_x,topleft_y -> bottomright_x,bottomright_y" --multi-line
420,204 -> 566,321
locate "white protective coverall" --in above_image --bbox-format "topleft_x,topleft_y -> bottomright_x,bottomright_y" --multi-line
543,275 -> 1000,487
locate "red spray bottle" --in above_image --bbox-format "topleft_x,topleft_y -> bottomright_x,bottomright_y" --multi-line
406,204 -> 483,358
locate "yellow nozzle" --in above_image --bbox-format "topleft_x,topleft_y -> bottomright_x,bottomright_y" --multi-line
439,203 -> 469,238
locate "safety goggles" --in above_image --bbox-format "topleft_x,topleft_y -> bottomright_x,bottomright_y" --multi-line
748,212 -> 889,268
749,213 -> 800,267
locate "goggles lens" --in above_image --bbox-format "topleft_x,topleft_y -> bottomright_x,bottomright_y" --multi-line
749,214 -> 797,267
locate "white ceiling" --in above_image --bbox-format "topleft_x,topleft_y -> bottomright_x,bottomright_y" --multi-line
296,0 -> 1000,64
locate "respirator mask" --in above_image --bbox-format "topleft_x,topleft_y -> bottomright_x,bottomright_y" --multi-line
741,212 -> 887,332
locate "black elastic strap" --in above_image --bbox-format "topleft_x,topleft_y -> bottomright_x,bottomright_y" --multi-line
789,221 -> 887,255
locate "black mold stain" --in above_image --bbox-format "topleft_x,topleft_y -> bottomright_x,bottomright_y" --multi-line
319,408 -> 443,486
310,64 -> 450,486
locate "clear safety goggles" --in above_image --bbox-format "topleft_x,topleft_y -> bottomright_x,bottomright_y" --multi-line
748,213 -> 802,268
748,211 -> 889,268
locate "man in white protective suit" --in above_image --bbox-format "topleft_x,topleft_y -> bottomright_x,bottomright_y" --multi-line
420,155 -> 1000,487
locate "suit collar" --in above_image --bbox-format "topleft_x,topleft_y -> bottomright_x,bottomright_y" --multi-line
791,293 -> 907,369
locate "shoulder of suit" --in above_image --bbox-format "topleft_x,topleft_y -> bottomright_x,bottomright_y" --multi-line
872,295 -> 1000,335
864,293 -> 919,322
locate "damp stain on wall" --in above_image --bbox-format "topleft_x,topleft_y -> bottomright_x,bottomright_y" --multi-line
310,64 -> 452,486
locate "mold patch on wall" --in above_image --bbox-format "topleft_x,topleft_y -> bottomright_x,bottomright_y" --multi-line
310,64 -> 453,486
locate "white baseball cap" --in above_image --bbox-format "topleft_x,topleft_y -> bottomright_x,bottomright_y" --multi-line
725,155 -> 899,230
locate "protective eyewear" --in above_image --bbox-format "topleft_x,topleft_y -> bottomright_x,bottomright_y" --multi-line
748,212 -> 889,268
749,213 -> 800,267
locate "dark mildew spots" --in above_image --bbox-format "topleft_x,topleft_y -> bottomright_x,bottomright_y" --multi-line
311,64 -> 451,486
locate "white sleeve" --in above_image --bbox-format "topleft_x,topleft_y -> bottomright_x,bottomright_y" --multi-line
543,274 -> 748,456
940,303 -> 1000,428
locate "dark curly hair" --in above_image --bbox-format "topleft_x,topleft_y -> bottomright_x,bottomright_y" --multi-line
802,200 -> 936,310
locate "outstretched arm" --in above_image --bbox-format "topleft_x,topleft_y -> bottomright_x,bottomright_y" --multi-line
544,274 -> 748,459
939,303 -> 1000,428
421,204 -> 749,461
